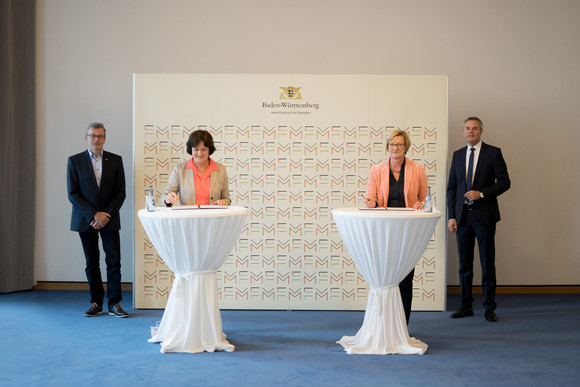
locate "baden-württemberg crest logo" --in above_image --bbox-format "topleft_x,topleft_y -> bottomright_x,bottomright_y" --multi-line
280,86 -> 302,100
262,85 -> 319,113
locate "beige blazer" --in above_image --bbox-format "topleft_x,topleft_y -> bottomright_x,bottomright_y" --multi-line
162,159 -> 231,205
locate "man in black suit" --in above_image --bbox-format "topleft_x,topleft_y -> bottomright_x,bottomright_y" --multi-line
67,122 -> 128,317
447,117 -> 510,322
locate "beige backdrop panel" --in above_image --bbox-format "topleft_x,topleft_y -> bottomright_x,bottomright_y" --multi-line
133,74 -> 448,310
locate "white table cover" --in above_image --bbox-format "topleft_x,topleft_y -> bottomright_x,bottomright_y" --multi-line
332,208 -> 441,355
138,206 -> 247,353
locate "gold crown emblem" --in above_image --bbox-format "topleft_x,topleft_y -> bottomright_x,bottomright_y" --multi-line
280,86 -> 302,100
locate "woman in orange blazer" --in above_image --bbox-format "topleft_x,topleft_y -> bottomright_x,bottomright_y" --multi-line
363,129 -> 428,325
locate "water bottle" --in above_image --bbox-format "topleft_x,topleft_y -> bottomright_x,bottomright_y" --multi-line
146,185 -> 156,212
424,186 -> 432,212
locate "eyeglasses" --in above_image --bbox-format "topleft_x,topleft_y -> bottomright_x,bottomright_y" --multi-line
388,143 -> 405,149
87,134 -> 106,140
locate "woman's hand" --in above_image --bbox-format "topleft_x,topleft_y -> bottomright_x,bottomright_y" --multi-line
365,198 -> 376,208
165,192 -> 178,205
413,201 -> 424,210
212,199 -> 228,206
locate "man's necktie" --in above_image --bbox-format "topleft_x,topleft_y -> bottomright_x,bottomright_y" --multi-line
466,147 -> 475,205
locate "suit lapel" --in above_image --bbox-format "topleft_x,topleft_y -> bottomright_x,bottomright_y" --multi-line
100,151 -> 113,191
184,167 -> 195,203
210,169 -> 216,200
473,143 -> 486,185
458,146 -> 468,185
100,152 -> 107,190
381,160 -> 390,206
83,150 -> 100,190
403,158 -> 410,200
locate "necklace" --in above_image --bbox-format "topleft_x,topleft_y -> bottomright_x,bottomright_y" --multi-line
390,159 -> 403,173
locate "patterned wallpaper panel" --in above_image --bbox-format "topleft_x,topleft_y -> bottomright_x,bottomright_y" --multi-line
133,75 -> 447,310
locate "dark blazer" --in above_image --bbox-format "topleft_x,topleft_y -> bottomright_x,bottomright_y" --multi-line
67,150 -> 126,232
447,142 -> 510,225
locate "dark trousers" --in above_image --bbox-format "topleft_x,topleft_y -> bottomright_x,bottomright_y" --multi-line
399,269 -> 414,325
78,230 -> 122,307
457,207 -> 497,312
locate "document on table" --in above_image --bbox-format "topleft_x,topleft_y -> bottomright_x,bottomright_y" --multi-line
171,205 -> 228,210
358,207 -> 414,211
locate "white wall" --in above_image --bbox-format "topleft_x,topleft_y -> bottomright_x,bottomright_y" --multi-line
35,0 -> 580,286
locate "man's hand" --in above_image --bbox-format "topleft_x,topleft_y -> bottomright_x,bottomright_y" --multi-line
464,190 -> 481,202
448,219 -> 458,233
91,211 -> 111,230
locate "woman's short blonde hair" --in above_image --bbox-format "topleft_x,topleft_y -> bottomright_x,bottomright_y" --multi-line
386,129 -> 411,154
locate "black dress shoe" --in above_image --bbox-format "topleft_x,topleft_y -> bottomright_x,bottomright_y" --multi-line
84,303 -> 102,317
108,303 -> 129,318
450,306 -> 474,318
485,310 -> 498,322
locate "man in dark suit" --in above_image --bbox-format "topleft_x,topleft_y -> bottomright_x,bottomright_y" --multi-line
447,117 -> 511,322
67,122 -> 128,317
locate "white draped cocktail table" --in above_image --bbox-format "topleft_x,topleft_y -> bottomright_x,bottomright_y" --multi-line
332,208 -> 441,355
138,206 -> 247,353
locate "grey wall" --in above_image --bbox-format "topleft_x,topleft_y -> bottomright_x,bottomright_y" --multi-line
35,0 -> 580,286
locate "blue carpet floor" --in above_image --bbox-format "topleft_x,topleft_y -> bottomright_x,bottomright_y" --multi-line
0,290 -> 579,386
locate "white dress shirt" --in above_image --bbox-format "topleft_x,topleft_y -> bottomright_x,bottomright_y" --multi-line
465,141 -> 482,185
88,149 -> 103,187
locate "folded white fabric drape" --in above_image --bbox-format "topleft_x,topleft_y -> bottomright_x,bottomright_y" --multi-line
332,208 -> 440,355
139,207 -> 247,353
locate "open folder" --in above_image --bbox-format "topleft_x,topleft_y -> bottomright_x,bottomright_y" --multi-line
358,207 -> 414,211
171,205 -> 228,210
